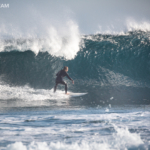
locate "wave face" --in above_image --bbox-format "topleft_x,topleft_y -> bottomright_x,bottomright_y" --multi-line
0,30 -> 150,104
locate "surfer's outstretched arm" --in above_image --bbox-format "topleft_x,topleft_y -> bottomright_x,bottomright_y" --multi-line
65,72 -> 74,84
65,72 -> 72,80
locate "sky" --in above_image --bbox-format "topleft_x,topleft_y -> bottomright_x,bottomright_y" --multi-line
0,0 -> 150,34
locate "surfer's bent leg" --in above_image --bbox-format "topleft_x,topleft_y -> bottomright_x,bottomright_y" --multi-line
60,81 -> 67,94
64,83 -> 67,94
54,82 -> 58,93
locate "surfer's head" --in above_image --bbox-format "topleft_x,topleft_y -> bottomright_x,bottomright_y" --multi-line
63,66 -> 68,72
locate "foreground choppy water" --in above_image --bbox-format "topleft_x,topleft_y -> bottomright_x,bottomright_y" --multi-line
0,103 -> 150,150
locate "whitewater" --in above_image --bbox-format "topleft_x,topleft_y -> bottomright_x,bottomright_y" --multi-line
0,19 -> 150,150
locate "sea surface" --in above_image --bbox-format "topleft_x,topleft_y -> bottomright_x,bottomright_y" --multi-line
0,30 -> 150,150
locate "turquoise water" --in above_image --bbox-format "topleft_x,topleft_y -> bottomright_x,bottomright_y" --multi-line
0,31 -> 150,104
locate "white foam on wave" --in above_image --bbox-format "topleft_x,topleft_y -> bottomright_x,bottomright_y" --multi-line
2,110 -> 149,150
6,141 -> 110,150
112,125 -> 144,149
0,20 -> 80,60
126,18 -> 150,32
5,125 -> 144,150
96,18 -> 150,35
0,80 -> 69,101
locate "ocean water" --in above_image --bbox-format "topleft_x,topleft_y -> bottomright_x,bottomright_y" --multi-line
0,104 -> 150,150
0,26 -> 150,149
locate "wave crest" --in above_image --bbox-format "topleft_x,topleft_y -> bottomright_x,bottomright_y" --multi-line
0,20 -> 80,60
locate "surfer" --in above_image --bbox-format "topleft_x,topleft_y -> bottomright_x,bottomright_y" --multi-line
54,66 -> 74,94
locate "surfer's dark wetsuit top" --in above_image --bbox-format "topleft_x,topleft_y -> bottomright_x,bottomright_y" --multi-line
56,70 -> 73,82
54,70 -> 73,94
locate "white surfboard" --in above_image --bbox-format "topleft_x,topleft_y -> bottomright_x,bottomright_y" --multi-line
67,93 -> 87,97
